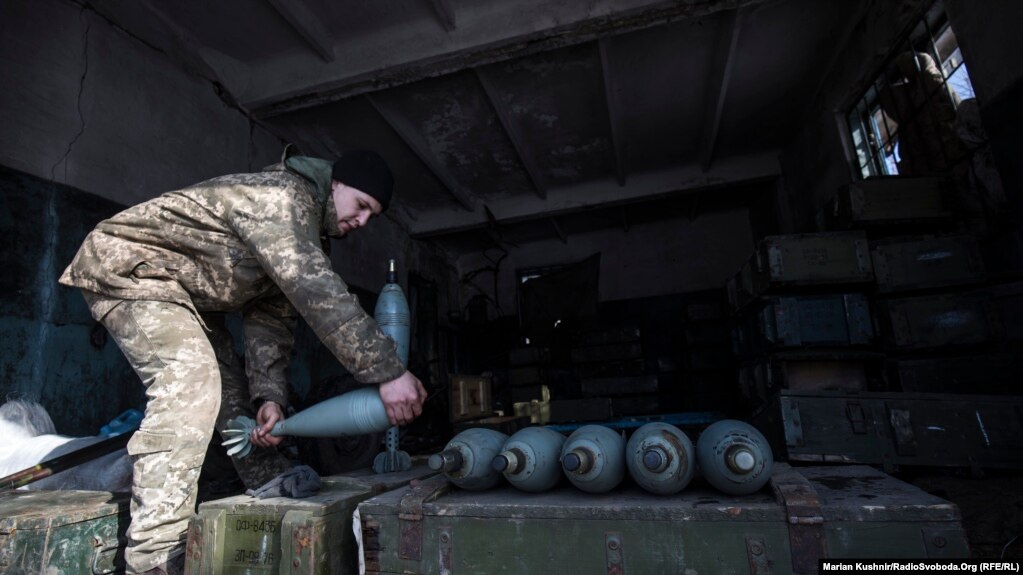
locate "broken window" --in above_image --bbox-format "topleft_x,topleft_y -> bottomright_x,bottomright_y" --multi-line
847,2 -> 975,179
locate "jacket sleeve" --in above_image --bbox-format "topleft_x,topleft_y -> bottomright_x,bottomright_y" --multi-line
225,182 -> 406,386
242,292 -> 298,408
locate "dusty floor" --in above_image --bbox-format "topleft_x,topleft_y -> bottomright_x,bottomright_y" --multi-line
908,470 -> 1023,559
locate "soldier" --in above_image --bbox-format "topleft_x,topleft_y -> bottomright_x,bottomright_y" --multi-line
59,146 -> 428,575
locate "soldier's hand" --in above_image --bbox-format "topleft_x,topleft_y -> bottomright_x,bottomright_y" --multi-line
378,371 -> 428,426
251,401 -> 285,448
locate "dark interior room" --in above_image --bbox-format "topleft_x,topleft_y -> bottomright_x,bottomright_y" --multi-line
2,0 -> 1022,573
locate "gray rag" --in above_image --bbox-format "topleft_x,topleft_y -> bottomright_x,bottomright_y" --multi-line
246,464 -> 322,499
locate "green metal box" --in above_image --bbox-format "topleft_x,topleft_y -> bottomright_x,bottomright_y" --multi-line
0,489 -> 129,575
753,390 -> 1023,472
357,464 -> 969,575
872,235 -> 985,293
184,465 -> 435,575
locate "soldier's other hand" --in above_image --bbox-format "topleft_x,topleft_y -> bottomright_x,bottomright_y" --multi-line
378,371 -> 428,426
251,401 -> 285,448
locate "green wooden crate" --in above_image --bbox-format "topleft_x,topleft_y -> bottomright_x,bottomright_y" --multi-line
823,177 -> 952,229
877,290 -> 1001,350
0,489 -> 129,575
753,390 -> 1023,472
184,465 -> 435,575
872,235 -> 985,293
357,464 -> 969,575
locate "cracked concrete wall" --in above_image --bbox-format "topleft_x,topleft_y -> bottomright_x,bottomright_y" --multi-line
0,1 -> 283,204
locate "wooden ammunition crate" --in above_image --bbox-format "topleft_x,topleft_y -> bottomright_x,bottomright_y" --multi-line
509,365 -> 547,387
729,232 -> 874,311
872,235 -> 985,293
449,375 -> 493,423
754,390 -> 1023,471
452,415 -> 531,435
739,351 -> 883,408
575,358 -> 645,379
732,294 -> 873,357
822,176 -> 952,229
888,353 -> 1022,394
0,490 -> 129,575
877,291 -> 1001,350
507,347 -> 550,366
357,465 -> 969,575
755,232 -> 873,286
570,341 -> 643,364
571,327 -> 641,347
512,400 -> 551,425
185,465 -> 435,575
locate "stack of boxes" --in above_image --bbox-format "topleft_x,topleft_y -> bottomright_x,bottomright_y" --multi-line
507,346 -> 551,425
728,230 -> 882,411
677,291 -> 736,413
746,176 -> 1023,471
566,327 -> 646,422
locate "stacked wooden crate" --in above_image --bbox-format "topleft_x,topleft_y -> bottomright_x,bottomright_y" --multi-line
677,290 -> 736,412
822,176 -> 1020,394
750,176 -> 1023,472
507,346 -> 552,424
727,230 -> 882,411
568,327 -> 647,421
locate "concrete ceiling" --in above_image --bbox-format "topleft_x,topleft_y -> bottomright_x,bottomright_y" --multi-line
90,0 -> 863,258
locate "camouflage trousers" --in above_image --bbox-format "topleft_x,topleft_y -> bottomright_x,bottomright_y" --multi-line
85,294 -> 293,574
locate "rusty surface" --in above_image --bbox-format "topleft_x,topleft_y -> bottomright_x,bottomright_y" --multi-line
770,464 -> 826,574
398,475 -> 452,560
362,519 -> 381,575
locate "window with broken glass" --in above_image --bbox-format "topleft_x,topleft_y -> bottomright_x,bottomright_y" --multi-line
847,2 -> 975,179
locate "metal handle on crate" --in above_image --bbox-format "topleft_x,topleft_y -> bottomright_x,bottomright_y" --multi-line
91,540 -> 124,574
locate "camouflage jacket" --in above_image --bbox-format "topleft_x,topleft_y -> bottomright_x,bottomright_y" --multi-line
59,150 -> 405,407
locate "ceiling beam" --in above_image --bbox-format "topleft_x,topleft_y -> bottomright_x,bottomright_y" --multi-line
474,68 -> 548,199
408,151 -> 780,237
250,0 -> 770,117
698,7 -> 745,173
365,95 -> 477,212
264,0 -> 336,63
598,38 -> 626,186
427,0 -> 457,31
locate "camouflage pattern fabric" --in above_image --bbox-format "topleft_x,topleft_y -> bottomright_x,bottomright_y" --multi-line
88,295 -> 218,573
65,149 -> 407,573
203,312 -> 294,488
60,151 -> 405,390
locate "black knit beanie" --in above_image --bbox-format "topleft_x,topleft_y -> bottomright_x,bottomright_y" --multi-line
332,150 -> 393,212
